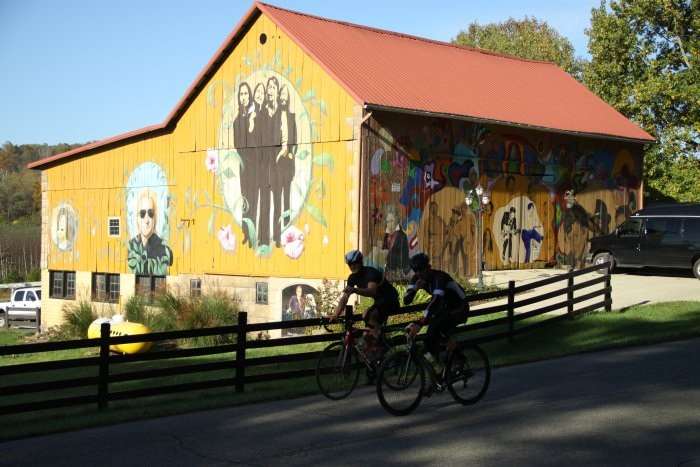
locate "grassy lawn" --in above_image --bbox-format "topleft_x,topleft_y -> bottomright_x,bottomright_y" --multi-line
1,300 -> 699,440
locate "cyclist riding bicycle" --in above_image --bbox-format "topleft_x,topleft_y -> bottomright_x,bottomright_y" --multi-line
403,252 -> 469,378
330,250 -> 400,360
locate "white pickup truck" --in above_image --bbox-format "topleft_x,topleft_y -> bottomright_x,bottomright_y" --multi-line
0,286 -> 41,329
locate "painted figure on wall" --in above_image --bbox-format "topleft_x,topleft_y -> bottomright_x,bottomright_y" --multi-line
233,81 -> 257,247
520,202 -> 544,263
500,207 -> 518,263
127,189 -> 173,275
218,69 -> 312,256
382,209 -> 410,280
51,203 -> 77,252
126,162 -> 173,275
282,284 -> 320,336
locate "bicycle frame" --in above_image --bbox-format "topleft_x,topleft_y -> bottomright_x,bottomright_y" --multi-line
329,317 -> 380,371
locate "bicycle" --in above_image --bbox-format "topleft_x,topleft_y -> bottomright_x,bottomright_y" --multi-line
376,330 -> 491,416
315,315 -> 391,400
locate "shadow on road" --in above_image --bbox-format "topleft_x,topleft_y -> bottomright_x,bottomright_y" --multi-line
616,267 -> 695,279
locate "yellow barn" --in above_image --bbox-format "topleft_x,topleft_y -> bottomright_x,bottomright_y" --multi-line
29,2 -> 653,330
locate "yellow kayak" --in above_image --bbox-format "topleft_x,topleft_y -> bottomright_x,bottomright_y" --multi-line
87,318 -> 153,354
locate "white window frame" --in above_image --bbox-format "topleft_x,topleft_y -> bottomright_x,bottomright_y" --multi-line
108,217 -> 121,237
255,282 -> 268,305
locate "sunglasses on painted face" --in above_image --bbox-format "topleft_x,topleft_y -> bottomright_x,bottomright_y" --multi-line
139,209 -> 154,219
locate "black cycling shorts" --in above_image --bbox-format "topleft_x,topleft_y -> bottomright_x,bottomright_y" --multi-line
364,295 -> 399,327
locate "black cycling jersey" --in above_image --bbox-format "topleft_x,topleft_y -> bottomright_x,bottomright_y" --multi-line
407,269 -> 467,319
348,266 -> 398,305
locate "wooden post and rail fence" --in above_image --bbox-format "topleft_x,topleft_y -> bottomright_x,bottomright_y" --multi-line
0,262 -> 612,415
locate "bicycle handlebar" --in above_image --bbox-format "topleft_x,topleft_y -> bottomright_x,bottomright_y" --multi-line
320,315 -> 352,333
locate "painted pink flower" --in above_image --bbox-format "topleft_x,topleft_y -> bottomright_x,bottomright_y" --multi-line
205,150 -> 218,173
281,226 -> 304,259
218,224 -> 236,252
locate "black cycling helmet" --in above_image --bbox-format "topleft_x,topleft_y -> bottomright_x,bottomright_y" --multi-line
344,249 -> 363,265
409,252 -> 430,271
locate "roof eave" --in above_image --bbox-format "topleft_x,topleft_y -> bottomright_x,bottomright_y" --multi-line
364,103 -> 656,145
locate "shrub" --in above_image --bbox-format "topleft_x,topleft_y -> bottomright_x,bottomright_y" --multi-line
317,279 -> 342,317
124,295 -> 148,324
59,300 -> 97,339
181,292 -> 239,330
150,290 -> 240,346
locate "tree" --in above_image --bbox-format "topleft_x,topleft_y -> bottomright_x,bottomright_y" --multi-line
585,0 -> 700,202
452,17 -> 586,80
0,142 -> 82,224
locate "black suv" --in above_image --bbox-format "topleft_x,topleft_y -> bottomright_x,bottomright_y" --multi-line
587,203 -> 700,279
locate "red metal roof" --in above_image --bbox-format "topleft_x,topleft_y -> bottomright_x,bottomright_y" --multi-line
259,2 -> 653,142
29,2 -> 653,170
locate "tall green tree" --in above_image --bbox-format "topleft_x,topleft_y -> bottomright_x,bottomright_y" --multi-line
452,17 -> 586,80
585,0 -> 700,202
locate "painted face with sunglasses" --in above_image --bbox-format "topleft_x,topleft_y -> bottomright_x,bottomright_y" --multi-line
136,191 -> 157,244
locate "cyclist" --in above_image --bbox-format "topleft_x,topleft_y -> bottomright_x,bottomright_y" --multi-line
331,250 -> 400,360
403,252 -> 469,380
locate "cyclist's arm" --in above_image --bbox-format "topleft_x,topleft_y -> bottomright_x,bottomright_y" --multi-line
422,293 -> 444,323
350,281 -> 378,298
332,291 -> 351,319
407,291 -> 443,336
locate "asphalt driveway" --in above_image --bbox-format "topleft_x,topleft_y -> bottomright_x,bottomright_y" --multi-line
474,267 -> 700,313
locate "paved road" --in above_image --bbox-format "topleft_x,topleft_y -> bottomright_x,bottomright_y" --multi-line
2,339 -> 699,467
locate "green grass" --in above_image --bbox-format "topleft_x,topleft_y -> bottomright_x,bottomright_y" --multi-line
482,300 -> 700,367
1,300 -> 699,441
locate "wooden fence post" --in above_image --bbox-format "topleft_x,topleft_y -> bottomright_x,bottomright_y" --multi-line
604,268 -> 612,312
235,311 -> 247,393
98,322 -> 110,410
567,269 -> 574,317
507,281 -> 515,343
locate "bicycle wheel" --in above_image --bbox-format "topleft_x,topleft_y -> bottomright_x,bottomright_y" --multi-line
446,345 -> 491,405
316,341 -> 361,400
376,349 -> 425,416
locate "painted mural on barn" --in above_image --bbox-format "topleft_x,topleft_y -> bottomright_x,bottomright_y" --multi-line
281,283 -> 320,336
51,202 -> 78,252
365,112 -> 642,277
204,55 -> 334,260
126,162 -> 173,275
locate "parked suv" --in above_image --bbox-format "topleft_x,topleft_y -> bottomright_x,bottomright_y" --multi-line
587,204 -> 700,279
0,286 -> 42,328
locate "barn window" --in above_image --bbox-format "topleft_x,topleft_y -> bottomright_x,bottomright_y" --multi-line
190,278 -> 202,298
136,275 -> 166,303
108,217 -> 120,237
256,282 -> 268,305
49,270 -> 76,299
93,273 -> 120,303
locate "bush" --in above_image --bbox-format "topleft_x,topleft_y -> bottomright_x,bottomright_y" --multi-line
151,290 -> 240,346
180,292 -> 239,330
124,294 -> 180,332
124,295 -> 148,324
58,301 -> 97,339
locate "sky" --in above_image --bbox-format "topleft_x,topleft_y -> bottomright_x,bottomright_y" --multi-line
0,0 -> 600,145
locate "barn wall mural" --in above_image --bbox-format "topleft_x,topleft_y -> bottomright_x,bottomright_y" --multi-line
363,111 -> 642,279
44,13 -> 358,282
